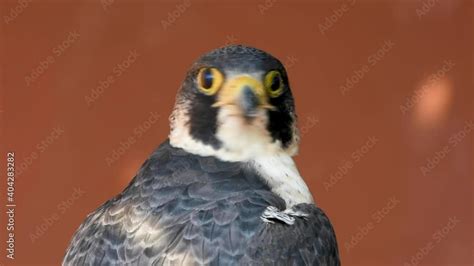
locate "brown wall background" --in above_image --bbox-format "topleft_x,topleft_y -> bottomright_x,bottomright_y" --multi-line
0,0 -> 472,265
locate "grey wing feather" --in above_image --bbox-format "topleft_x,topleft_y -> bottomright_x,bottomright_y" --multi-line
63,142 -> 281,265
63,141 -> 339,266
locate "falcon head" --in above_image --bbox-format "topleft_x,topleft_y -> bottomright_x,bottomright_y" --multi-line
169,45 -> 299,161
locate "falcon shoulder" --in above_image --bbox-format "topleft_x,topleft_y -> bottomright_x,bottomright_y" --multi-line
63,142 -> 283,265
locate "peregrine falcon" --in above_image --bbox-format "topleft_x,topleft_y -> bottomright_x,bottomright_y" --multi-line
64,45 -> 340,265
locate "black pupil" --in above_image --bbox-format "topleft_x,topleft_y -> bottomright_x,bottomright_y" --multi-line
201,69 -> 213,89
270,74 -> 281,91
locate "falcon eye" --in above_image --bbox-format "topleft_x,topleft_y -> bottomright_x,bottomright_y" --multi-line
264,70 -> 284,98
197,67 -> 224,95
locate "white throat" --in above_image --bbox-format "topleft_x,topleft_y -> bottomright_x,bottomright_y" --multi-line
249,154 -> 314,207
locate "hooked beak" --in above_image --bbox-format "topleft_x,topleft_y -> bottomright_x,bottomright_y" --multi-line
212,75 -> 275,118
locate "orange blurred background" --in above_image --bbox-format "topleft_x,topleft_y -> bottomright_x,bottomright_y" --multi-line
0,0 -> 472,265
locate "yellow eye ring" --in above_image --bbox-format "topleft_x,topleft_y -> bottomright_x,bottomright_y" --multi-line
264,70 -> 284,98
197,67 -> 224,95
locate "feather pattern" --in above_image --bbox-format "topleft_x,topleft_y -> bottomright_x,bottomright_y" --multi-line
63,140 -> 339,265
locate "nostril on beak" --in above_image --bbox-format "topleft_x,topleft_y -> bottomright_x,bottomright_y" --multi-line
240,86 -> 260,117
